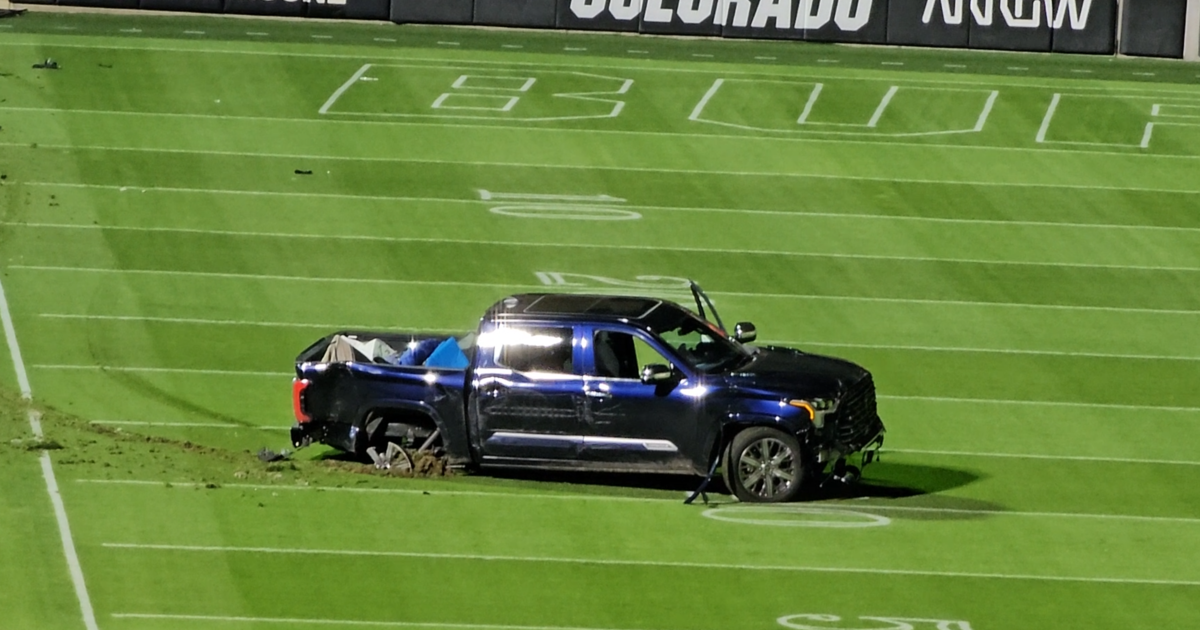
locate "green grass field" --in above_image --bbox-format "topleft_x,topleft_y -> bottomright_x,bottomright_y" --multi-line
2,8 -> 1200,630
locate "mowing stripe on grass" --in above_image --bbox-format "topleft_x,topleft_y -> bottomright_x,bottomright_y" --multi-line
13,265 -> 1200,316
90,420 -> 289,430
79,479 -> 1200,518
32,314 -> 1200,362
32,364 -> 289,377
8,222 -> 1198,273
100,543 -> 1200,586
111,613 -> 655,630
22,183 -> 1200,233
879,394 -> 1200,413
4,143 -> 1198,194
0,278 -> 99,630
35,314 -> 1200,362
3,41 -> 1198,94
885,448 -> 1200,467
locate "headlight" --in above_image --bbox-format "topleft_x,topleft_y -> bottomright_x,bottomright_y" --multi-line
787,398 -> 837,427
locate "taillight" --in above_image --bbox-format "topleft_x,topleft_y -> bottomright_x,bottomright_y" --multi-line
292,378 -> 311,423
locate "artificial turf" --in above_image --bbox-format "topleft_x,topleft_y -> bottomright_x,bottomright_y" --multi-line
2,8 -> 1200,630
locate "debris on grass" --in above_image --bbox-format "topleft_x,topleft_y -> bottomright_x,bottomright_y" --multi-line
257,447 -> 291,463
294,169 -> 312,175
32,58 -> 60,70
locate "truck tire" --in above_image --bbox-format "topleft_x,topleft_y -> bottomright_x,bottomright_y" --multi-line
722,427 -> 805,503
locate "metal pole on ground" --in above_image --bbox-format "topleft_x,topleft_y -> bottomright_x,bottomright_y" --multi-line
1185,0 -> 1200,61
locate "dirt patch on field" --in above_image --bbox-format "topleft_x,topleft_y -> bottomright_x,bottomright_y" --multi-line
0,388 -> 454,491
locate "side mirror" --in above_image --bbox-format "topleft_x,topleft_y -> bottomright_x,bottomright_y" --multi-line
734,322 -> 757,343
641,364 -> 674,384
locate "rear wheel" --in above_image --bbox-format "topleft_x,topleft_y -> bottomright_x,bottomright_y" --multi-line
722,427 -> 805,503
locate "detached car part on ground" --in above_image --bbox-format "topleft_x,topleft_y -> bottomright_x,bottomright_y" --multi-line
290,284 -> 884,503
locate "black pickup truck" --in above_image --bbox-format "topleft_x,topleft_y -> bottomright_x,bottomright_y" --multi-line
291,285 -> 884,502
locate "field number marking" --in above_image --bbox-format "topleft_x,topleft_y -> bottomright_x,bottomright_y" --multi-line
319,64 -> 633,122
693,79 -> 999,137
1038,93 -> 1200,149
479,189 -> 638,221
778,615 -> 972,630
433,75 -> 535,112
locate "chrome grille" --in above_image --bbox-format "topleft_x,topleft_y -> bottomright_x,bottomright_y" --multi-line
834,374 -> 884,451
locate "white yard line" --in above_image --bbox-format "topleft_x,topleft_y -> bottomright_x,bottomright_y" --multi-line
32,364 -> 289,377
318,63 -> 372,115
0,277 -> 31,398
36,316 -> 1200,362
885,448 -> 1200,467
102,543 -> 1200,586
781,339 -> 1200,362
12,265 -> 1200,316
0,277 -> 98,630
4,141 -> 1196,194
8,221 -> 1199,273
111,614 -> 652,630
78,479 -> 672,503
78,479 -> 1200,517
880,394 -> 1200,413
21,182 -> 1200,234
43,456 -> 99,630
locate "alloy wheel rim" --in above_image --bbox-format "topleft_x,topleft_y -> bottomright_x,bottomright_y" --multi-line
736,437 -> 797,499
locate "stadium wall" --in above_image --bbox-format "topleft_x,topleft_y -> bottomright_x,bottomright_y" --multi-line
42,0 -> 1198,59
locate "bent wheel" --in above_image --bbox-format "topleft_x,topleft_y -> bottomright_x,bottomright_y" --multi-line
723,427 -> 805,503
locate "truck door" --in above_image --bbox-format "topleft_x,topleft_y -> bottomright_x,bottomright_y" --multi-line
472,324 -> 588,462
581,327 -> 707,472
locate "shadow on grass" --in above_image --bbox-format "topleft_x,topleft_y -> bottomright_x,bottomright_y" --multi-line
806,461 -> 1007,519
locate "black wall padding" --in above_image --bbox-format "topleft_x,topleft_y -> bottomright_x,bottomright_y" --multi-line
475,0 -> 557,26
57,0 -> 139,9
804,0 -> 887,43
223,0 -> 306,16
720,0 -> 805,40
391,0 -> 474,23
15,0 -> 56,5
140,0 -> 223,13
886,0 -> 968,47
967,0 -> 1050,51
555,0 -> 641,31
638,0 -> 722,37
1050,0 -> 1115,54
1119,0 -> 1186,58
308,0 -> 391,20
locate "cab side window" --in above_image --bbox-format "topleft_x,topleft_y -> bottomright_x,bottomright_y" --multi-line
493,327 -> 575,374
593,330 -> 673,379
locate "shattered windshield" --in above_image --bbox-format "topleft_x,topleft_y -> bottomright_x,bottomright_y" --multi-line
648,308 -> 750,373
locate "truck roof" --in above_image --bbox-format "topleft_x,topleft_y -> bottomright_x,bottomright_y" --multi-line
486,293 -> 673,324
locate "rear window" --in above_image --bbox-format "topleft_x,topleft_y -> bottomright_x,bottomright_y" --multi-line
486,326 -> 574,374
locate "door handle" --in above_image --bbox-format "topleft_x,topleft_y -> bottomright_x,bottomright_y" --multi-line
584,390 -> 611,400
